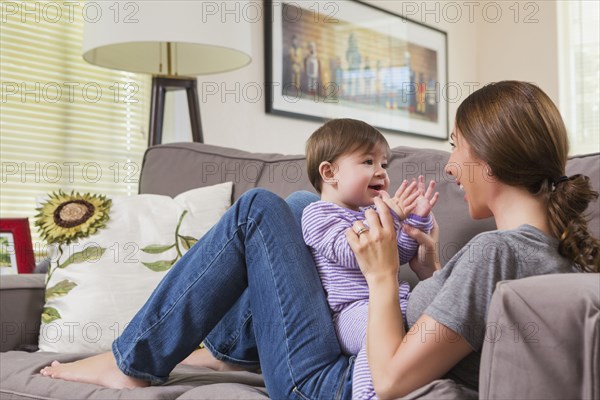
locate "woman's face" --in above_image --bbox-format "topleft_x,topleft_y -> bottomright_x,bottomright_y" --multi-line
445,128 -> 494,220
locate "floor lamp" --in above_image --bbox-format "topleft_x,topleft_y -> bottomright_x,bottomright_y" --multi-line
81,1 -> 252,147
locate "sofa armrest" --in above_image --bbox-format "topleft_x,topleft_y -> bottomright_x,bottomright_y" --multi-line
0,274 -> 45,352
480,273 -> 599,400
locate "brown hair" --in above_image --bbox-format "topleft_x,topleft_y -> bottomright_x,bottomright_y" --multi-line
306,118 -> 389,192
455,81 -> 599,272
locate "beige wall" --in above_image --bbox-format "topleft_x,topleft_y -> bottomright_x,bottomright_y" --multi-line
163,1 -> 561,154
476,0 -> 559,103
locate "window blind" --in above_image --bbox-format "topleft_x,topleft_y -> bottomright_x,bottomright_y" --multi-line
558,0 -> 600,156
0,0 -> 150,255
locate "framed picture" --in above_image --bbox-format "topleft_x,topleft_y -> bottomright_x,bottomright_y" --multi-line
0,218 -> 35,274
265,0 -> 448,139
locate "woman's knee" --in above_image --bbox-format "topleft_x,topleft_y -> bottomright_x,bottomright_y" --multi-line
286,191 -> 319,225
238,188 -> 288,211
286,190 -> 319,204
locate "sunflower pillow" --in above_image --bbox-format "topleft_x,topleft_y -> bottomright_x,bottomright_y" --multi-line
35,182 -> 232,353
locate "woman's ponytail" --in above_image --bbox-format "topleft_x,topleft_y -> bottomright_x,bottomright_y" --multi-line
547,174 -> 600,272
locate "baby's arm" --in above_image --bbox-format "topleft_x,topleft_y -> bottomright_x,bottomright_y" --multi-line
302,202 -> 360,269
398,214 -> 433,264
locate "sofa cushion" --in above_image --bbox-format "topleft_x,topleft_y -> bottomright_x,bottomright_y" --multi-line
566,152 -> 600,237
176,383 -> 268,399
140,143 -> 312,202
0,351 -> 265,400
479,273 -> 600,399
402,378 -> 477,399
0,274 -> 45,352
37,183 -> 232,353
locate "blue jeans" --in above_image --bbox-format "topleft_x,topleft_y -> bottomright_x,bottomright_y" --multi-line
112,189 -> 353,399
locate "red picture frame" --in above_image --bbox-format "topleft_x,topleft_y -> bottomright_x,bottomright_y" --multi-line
0,218 -> 35,274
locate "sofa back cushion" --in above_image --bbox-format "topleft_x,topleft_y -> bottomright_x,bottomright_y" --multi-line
566,153 -> 600,238
139,143 -> 312,201
140,143 -> 599,267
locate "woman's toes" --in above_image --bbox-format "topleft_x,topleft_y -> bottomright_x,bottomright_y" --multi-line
51,360 -> 61,366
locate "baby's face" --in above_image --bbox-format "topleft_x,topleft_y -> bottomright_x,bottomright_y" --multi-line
328,144 -> 390,210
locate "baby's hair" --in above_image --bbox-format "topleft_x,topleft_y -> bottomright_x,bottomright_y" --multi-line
306,119 -> 389,193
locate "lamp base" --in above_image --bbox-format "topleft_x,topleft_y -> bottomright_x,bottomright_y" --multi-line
148,76 -> 203,147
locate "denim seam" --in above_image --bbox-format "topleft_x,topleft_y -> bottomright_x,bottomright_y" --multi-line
205,307 -> 251,353
220,308 -> 253,353
335,355 -> 355,400
116,226 -> 241,367
202,311 -> 259,367
113,341 -> 167,384
249,216 -> 301,392
292,387 -> 312,400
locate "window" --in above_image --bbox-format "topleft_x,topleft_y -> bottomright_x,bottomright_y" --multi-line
558,0 -> 600,155
1,1 -> 150,253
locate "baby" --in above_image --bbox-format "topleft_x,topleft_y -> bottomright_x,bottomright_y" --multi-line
301,118 -> 437,399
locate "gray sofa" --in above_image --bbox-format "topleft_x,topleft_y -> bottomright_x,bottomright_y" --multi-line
1,143 -> 598,400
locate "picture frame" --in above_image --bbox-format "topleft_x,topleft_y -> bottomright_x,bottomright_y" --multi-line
0,218 -> 35,274
265,0 -> 448,139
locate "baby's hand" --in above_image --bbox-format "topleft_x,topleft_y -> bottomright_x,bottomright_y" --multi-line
380,179 -> 420,220
413,176 -> 439,217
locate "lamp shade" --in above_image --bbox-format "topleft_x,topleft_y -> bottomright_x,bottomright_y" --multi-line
82,1 -> 252,75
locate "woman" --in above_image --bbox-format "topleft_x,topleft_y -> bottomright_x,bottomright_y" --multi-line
41,81 -> 599,399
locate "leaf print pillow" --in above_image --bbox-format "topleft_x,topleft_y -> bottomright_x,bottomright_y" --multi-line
37,182 -> 232,353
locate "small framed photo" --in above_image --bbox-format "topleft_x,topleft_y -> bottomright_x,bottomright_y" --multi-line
265,0 -> 448,139
0,218 -> 35,274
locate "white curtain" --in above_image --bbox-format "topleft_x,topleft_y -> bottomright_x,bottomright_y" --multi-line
1,1 -> 150,252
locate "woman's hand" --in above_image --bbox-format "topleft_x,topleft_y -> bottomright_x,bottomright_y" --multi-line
345,197 -> 400,284
403,215 -> 441,280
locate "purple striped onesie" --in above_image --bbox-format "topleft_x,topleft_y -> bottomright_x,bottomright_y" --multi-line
301,201 -> 433,400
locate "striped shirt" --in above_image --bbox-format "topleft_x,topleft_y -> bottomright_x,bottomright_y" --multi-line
302,201 -> 433,314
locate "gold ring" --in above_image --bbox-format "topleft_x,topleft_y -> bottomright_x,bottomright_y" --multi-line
355,226 -> 369,236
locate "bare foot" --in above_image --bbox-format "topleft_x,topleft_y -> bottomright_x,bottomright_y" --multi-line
180,348 -> 256,372
39,352 -> 149,389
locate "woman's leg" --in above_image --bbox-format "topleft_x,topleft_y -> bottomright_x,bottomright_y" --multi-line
198,290 -> 259,368
44,189 -> 351,399
200,191 -> 320,368
285,190 -> 320,224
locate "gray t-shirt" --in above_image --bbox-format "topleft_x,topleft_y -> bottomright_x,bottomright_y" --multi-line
406,224 -> 577,390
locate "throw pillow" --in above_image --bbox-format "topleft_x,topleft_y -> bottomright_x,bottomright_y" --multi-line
37,182 -> 232,353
